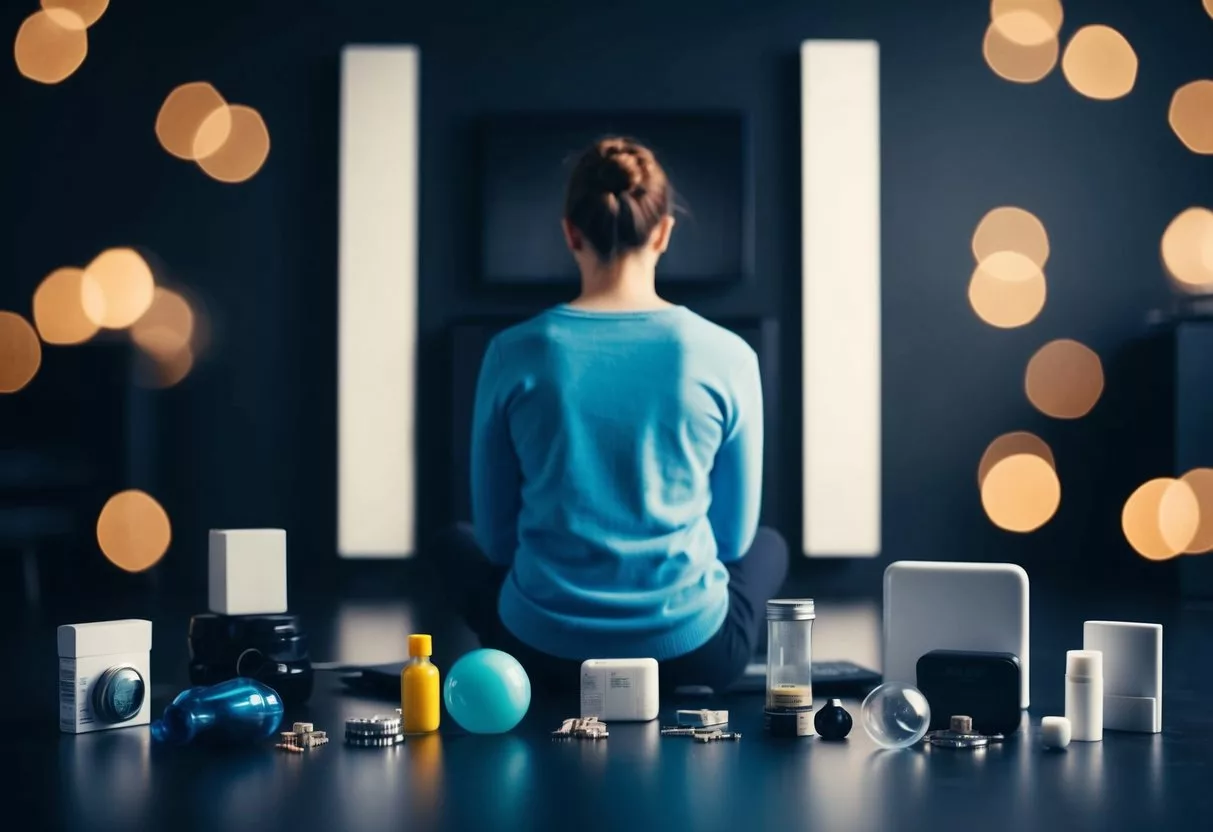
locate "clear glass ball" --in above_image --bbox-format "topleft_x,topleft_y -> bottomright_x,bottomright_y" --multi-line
861,682 -> 931,749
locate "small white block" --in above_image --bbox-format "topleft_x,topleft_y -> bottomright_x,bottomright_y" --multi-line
1041,716 -> 1071,749
208,529 -> 288,615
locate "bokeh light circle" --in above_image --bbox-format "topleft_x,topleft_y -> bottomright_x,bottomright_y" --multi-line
1061,25 -> 1138,101
151,348 -> 194,388
32,267 -> 101,345
196,105 -> 271,183
1160,208 -> 1213,292
1180,469 -> 1213,555
981,453 -> 1061,533
81,248 -> 155,329
1122,479 -> 1201,561
990,0 -> 1063,46
96,490 -> 172,572
13,10 -> 88,85
972,206 -> 1050,268
983,21 -> 1058,84
0,312 -> 43,393
41,0 -> 108,28
1168,81 -> 1213,155
155,83 -> 232,161
968,251 -> 1047,328
978,431 -> 1055,489
1025,339 -> 1104,419
130,287 -> 194,360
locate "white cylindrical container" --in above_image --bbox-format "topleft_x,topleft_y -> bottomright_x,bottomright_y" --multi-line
1065,649 -> 1103,742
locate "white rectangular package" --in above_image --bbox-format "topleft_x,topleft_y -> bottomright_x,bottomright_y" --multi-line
580,658 -> 659,722
208,529 -> 288,615
58,619 -> 152,734
1083,620 -> 1163,733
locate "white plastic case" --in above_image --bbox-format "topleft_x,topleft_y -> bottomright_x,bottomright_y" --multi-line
882,561 -> 1030,709
580,658 -> 660,722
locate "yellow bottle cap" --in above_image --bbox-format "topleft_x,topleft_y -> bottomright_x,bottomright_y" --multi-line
408,634 -> 432,657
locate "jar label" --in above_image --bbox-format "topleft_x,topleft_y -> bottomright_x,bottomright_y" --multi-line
768,683 -> 813,709
764,707 -> 815,737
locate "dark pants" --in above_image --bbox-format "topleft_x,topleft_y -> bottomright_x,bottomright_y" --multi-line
425,524 -> 789,694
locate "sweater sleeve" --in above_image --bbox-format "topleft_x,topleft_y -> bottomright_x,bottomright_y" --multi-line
707,348 -> 764,562
470,339 -> 522,566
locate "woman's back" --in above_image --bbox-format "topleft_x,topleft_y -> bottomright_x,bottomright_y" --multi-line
471,302 -> 762,661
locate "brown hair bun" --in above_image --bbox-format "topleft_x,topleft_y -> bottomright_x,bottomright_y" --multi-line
564,136 -> 671,260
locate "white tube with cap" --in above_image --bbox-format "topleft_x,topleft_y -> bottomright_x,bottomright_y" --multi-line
1065,649 -> 1103,742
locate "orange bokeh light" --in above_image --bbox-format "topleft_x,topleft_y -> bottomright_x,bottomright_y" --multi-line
156,82 -> 232,161
981,453 -> 1061,533
41,0 -> 108,28
1061,25 -> 1138,101
1025,339 -> 1104,419
196,105 -> 271,183
0,311 -> 43,393
1122,478 -> 1200,561
1160,207 -> 1213,292
1168,81 -> 1213,155
977,431 -> 1055,489
13,10 -> 88,85
81,248 -> 156,329
96,490 -> 172,572
32,267 -> 101,345
969,251 -> 1047,328
983,20 -> 1058,84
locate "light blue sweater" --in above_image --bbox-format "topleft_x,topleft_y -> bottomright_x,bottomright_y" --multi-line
471,304 -> 763,660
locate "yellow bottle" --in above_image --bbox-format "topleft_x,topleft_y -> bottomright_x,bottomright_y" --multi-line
400,634 -> 440,733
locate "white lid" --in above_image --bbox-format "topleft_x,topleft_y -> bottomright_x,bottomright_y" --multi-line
1066,649 -> 1102,679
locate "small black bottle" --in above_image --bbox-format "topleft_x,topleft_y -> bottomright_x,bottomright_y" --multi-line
814,698 -> 853,740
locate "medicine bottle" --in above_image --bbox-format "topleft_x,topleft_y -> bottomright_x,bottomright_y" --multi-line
765,599 -> 815,737
1065,649 -> 1103,742
400,634 -> 440,733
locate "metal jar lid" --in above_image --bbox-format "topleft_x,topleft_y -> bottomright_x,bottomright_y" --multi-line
766,599 -> 816,621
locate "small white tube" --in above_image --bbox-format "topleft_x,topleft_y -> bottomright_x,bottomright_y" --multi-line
1065,650 -> 1103,742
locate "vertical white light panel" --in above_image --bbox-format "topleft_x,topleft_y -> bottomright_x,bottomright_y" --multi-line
801,40 -> 881,557
338,45 -> 419,558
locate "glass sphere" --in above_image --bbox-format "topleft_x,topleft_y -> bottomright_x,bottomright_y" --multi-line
443,649 -> 532,734
860,682 -> 931,749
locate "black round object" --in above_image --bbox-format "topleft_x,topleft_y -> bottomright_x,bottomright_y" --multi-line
92,666 -> 145,723
814,698 -> 853,740
188,613 -> 313,705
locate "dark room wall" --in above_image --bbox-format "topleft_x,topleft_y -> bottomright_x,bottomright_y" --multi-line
2,0 -> 1207,604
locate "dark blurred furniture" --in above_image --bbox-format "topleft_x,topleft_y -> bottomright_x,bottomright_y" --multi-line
0,341 -> 156,606
1172,317 -> 1213,596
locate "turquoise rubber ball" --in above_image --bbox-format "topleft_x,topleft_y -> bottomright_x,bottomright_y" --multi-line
443,649 -> 532,734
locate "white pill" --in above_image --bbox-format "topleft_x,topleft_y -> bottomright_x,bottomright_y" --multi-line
1041,716 -> 1071,749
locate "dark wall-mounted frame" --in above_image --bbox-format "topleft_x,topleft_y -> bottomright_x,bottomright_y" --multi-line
447,314 -> 780,526
476,111 -> 754,288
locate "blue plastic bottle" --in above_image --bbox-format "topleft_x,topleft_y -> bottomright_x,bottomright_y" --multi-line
151,677 -> 284,745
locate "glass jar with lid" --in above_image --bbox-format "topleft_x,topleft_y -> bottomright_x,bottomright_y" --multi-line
764,599 -> 815,736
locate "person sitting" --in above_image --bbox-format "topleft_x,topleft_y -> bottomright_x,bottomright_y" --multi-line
430,136 -> 788,693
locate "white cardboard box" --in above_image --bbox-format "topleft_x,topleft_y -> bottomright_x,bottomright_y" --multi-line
1083,620 -> 1163,733
580,658 -> 660,722
58,619 -> 152,734
208,529 -> 288,615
